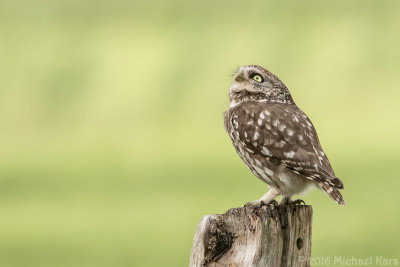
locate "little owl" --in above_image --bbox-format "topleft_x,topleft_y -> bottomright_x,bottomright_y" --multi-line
224,65 -> 345,206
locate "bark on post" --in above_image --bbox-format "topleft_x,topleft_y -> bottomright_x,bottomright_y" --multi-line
189,205 -> 312,267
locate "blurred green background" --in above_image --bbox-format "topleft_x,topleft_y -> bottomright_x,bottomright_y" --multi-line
0,0 -> 399,266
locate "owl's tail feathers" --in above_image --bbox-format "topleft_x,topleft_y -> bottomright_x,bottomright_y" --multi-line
330,177 -> 344,189
318,182 -> 346,205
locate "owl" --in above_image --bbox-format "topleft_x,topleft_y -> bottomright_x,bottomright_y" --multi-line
224,65 -> 345,206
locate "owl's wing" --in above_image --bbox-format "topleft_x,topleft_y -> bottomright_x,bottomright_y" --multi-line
230,102 -> 343,190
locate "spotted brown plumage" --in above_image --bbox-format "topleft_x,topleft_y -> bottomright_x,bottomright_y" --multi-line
224,65 -> 345,205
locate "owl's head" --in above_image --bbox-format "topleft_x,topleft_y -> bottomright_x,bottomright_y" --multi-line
229,65 -> 294,107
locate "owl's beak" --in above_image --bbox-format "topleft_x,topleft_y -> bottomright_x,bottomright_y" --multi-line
233,72 -> 246,82
230,71 -> 252,94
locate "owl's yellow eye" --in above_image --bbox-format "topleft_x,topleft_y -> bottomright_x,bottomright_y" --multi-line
252,74 -> 263,83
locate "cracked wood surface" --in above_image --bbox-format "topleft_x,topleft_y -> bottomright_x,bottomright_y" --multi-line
189,205 -> 312,267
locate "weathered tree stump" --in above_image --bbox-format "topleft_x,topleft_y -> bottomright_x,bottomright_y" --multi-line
189,205 -> 312,267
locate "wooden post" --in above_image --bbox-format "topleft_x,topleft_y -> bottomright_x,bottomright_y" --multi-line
189,205 -> 312,267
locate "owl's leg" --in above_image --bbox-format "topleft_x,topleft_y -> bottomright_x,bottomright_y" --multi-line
244,188 -> 279,207
278,196 -> 291,205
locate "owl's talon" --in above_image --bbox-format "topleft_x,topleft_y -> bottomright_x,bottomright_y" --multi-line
244,199 -> 276,208
244,200 -> 260,208
289,199 -> 305,205
258,200 -> 278,207
261,200 -> 278,206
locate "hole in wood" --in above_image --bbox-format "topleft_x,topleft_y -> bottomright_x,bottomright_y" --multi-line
296,237 -> 303,249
